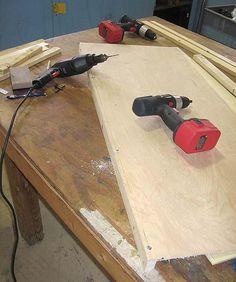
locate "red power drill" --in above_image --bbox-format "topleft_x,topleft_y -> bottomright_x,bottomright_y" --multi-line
132,95 -> 221,154
99,15 -> 157,43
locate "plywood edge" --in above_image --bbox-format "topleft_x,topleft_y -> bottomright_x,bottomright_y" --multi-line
207,251 -> 236,265
149,20 -> 236,68
142,21 -> 236,77
87,71 -> 157,271
193,54 -> 236,97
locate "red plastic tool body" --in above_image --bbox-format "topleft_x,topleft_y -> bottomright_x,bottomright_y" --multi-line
99,21 -> 124,43
174,119 -> 221,153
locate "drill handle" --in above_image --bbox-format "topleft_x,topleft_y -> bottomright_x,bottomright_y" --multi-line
32,69 -> 55,89
157,104 -> 184,132
120,15 -> 135,24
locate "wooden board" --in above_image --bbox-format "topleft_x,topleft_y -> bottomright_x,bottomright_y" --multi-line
0,39 -> 45,56
147,20 -> 236,68
193,54 -> 236,97
0,45 -> 43,75
80,43 -> 236,269
10,66 -> 32,89
0,42 -> 48,65
142,20 -> 236,77
0,47 -> 61,82
207,251 -> 236,265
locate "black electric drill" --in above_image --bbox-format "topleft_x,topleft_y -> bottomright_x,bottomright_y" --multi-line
132,95 -> 221,153
32,54 -> 114,89
120,15 -> 157,40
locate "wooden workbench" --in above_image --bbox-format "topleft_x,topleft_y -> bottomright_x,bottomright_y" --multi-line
0,17 -> 236,281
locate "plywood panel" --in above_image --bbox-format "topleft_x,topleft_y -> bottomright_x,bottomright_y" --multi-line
80,43 -> 236,269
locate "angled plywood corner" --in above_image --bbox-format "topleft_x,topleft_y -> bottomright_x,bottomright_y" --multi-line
80,43 -> 236,269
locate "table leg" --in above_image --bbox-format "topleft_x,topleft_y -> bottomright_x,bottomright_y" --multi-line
4,155 -> 44,245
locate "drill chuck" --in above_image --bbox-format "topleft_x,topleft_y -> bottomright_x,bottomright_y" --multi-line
120,15 -> 157,40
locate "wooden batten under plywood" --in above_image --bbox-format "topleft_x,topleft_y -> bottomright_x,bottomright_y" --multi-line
142,21 -> 236,77
207,251 -> 236,265
0,47 -> 61,82
148,21 -> 236,68
0,45 -> 43,75
193,54 -> 236,97
80,43 -> 236,269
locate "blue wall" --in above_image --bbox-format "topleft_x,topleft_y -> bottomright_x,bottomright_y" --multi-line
0,0 -> 155,50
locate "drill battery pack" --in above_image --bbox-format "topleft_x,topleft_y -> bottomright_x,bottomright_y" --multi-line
174,118 -> 221,154
99,20 -> 124,43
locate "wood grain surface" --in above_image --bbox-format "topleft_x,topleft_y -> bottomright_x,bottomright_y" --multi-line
80,42 -> 236,267
0,17 -> 236,281
193,54 -> 236,97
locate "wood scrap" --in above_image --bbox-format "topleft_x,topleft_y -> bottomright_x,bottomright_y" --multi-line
80,42 -> 236,269
0,39 -> 45,56
0,47 -> 61,82
0,42 -> 49,64
193,54 -> 236,97
142,20 -> 236,77
0,45 -> 43,75
207,251 -> 236,265
10,66 -> 32,90
148,21 -> 236,68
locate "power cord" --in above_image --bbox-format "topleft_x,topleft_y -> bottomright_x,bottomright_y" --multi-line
0,87 -> 35,282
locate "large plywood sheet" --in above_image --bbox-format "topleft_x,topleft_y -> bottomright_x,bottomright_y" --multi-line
80,43 -> 236,268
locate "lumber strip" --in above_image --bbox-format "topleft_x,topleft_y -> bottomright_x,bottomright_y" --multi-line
0,43 -> 49,64
0,47 -> 61,82
207,251 -> 236,265
149,20 -> 236,68
0,45 -> 43,75
193,54 -> 236,97
0,39 -> 45,56
142,21 -> 236,77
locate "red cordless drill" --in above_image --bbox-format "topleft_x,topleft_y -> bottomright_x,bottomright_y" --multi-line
99,15 -> 157,43
132,95 -> 221,154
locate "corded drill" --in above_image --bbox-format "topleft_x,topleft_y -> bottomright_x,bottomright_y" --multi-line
32,54 -> 114,89
132,95 -> 221,154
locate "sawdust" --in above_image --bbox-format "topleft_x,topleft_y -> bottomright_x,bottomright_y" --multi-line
80,208 -> 165,282
90,158 -> 114,176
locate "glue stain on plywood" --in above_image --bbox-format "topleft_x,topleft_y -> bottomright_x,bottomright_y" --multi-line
80,208 -> 165,282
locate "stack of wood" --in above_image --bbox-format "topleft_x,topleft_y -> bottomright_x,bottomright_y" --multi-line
0,39 -> 61,82
142,20 -> 236,97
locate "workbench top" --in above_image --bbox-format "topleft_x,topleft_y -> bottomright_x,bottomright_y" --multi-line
0,16 -> 236,281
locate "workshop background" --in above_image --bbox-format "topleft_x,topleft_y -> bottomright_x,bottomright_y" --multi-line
1,0 -> 236,281
1,0 -> 236,50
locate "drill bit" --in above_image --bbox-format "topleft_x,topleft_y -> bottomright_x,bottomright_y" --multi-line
93,54 -> 119,64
